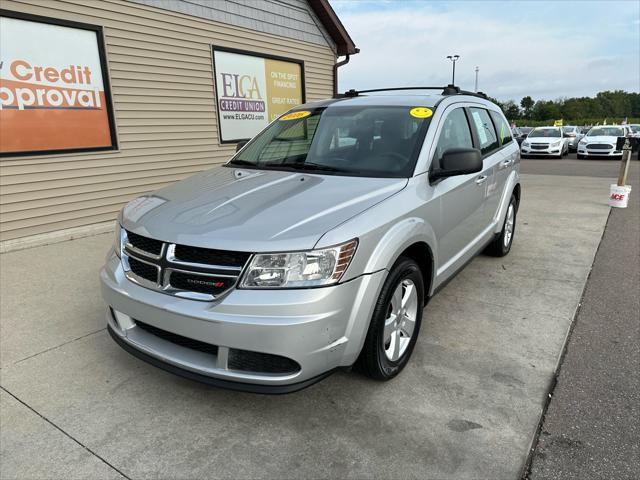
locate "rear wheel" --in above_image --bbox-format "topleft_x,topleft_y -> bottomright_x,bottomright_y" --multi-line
358,257 -> 424,380
485,194 -> 517,257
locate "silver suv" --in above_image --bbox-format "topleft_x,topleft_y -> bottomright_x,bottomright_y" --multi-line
101,87 -> 521,393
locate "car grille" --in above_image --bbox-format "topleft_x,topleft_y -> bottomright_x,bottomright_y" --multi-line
127,231 -> 163,256
136,320 -> 219,355
228,349 -> 300,374
530,144 -> 548,150
174,244 -> 250,267
587,144 -> 612,150
134,320 -> 300,374
128,257 -> 159,283
122,230 -> 250,301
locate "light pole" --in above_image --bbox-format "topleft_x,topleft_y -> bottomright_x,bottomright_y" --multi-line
474,66 -> 479,92
446,55 -> 460,85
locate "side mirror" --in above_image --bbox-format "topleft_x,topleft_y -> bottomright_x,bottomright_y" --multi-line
236,139 -> 249,152
430,148 -> 483,181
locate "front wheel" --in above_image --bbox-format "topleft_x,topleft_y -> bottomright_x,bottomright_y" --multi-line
358,257 -> 424,380
485,194 -> 517,257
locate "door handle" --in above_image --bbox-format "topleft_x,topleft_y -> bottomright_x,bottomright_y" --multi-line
475,175 -> 488,185
501,159 -> 512,167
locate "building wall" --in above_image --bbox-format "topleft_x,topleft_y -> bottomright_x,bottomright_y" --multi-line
0,0 -> 337,242
129,0 -> 336,49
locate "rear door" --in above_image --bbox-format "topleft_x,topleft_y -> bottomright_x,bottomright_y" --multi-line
489,109 -> 517,219
468,107 -> 502,230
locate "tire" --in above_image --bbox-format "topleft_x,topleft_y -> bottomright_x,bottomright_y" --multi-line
485,193 -> 517,257
358,257 -> 424,380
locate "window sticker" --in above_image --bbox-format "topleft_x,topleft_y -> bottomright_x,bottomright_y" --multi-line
280,110 -> 311,121
471,110 -> 489,144
409,107 -> 433,118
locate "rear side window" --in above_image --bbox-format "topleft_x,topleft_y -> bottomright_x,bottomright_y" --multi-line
469,108 -> 499,155
433,108 -> 473,169
489,111 -> 513,145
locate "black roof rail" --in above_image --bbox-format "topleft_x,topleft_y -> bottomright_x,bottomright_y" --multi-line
338,84 -> 490,100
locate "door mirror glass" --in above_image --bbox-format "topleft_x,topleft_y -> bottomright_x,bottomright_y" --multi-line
236,139 -> 249,152
431,148 -> 483,181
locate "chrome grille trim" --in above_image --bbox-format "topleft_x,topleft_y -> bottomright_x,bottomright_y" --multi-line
121,230 -> 251,301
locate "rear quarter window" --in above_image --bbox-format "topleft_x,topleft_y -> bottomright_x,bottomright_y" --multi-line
469,107 -> 500,155
489,110 -> 513,146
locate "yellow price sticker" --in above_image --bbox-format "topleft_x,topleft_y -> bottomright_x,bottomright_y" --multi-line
280,110 -> 311,121
409,107 -> 433,119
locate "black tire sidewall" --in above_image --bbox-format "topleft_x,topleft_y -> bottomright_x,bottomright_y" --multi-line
372,257 -> 424,378
499,195 -> 517,255
367,258 -> 424,379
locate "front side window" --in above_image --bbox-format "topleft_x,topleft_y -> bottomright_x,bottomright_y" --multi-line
432,108 -> 473,169
469,108 -> 499,155
229,106 -> 432,177
489,110 -> 513,145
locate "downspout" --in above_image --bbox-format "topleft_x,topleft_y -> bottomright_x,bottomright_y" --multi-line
333,54 -> 352,97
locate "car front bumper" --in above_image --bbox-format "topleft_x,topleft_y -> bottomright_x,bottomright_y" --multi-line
521,145 -> 563,156
577,145 -> 623,157
100,250 -> 386,393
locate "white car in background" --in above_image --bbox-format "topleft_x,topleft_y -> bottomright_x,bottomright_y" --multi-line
577,125 -> 629,159
562,126 -> 580,151
521,127 -> 568,158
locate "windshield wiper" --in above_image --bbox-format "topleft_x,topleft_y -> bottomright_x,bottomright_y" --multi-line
227,159 -> 257,167
268,161 -> 349,173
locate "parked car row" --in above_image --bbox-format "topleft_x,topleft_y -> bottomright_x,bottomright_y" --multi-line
515,124 -> 635,159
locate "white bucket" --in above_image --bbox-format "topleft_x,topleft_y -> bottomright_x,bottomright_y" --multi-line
609,184 -> 632,208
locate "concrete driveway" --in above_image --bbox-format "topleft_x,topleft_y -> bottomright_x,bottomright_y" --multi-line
1,173 -> 610,480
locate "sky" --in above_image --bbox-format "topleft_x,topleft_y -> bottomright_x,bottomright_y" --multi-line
330,0 -> 640,102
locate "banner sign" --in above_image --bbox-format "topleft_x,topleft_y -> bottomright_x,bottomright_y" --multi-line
213,48 -> 304,143
0,12 -> 116,156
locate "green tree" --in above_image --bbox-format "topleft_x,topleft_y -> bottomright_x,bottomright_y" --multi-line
520,96 -> 535,118
503,100 -> 521,120
532,100 -> 561,121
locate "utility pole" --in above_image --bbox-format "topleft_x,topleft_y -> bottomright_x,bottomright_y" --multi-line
474,66 -> 479,92
446,55 -> 460,85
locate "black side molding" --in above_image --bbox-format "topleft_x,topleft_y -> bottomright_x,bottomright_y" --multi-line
107,325 -> 335,395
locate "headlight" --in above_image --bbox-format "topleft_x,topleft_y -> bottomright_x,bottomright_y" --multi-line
579,139 -> 587,144
114,221 -> 124,258
240,239 -> 358,288
551,140 -> 561,147
522,141 -> 530,147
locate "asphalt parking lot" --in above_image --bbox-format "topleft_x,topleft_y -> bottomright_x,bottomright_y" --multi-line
0,157 -> 623,479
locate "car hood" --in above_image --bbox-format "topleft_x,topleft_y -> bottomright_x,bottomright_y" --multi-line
121,166 -> 407,252
582,135 -> 618,143
526,137 -> 563,144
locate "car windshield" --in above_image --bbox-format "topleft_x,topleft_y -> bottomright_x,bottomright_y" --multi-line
521,127 -> 533,134
629,125 -> 639,133
587,127 -> 624,137
228,106 -> 432,177
562,126 -> 576,133
529,128 -> 561,138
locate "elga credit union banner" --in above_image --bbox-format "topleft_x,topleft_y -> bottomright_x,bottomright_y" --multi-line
213,50 -> 303,142
0,15 -> 114,155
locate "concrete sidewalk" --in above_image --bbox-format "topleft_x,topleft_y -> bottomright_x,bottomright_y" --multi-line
529,167 -> 639,479
1,174 -> 610,479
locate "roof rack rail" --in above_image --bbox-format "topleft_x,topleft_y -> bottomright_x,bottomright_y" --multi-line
338,84 -> 490,100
